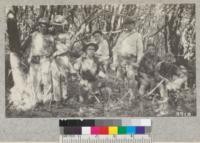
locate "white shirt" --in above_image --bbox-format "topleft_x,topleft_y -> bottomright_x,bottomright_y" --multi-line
31,32 -> 54,56
113,31 -> 143,63
96,39 -> 109,62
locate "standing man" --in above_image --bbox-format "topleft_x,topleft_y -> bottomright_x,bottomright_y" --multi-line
51,15 -> 75,103
112,18 -> 144,106
51,15 -> 87,103
92,30 -> 110,72
28,17 -> 55,104
112,18 -> 144,70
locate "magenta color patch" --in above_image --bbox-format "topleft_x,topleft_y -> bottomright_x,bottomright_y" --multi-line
91,126 -> 100,135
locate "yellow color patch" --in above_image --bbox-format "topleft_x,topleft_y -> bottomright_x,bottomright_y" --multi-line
108,126 -> 118,135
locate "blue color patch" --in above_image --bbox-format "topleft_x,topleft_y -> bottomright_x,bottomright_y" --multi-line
136,126 -> 145,134
126,126 -> 136,134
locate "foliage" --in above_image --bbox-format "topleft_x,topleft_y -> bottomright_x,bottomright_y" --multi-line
6,4 -> 195,61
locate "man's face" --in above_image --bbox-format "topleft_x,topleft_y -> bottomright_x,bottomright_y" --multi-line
148,45 -> 156,54
54,25 -> 63,34
86,46 -> 96,58
39,23 -> 48,34
93,33 -> 102,43
126,23 -> 135,31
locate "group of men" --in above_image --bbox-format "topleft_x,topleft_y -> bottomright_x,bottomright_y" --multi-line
28,15 -> 171,111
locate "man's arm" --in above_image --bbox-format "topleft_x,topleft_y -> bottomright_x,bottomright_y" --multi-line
27,34 -> 35,64
74,56 -> 83,71
53,42 -> 69,57
104,40 -> 110,58
136,33 -> 144,65
96,40 -> 110,58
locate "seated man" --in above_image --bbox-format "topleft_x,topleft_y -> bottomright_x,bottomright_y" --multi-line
157,53 -> 189,113
138,44 -> 169,116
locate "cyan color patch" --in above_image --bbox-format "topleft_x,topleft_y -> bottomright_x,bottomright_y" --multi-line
126,126 -> 136,134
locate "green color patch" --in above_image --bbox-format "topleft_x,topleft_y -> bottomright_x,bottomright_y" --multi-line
118,126 -> 126,134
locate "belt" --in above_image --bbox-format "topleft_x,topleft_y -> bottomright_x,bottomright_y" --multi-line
121,54 -> 136,59
118,54 -> 137,64
31,55 -> 51,64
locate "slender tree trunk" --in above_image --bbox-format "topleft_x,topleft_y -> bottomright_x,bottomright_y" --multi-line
164,15 -> 168,53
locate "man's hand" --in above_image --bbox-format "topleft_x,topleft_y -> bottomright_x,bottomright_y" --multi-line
27,56 -> 32,64
52,52 -> 58,58
49,52 -> 58,61
132,62 -> 139,68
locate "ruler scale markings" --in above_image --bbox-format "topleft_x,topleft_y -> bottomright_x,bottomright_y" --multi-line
61,135 -> 151,143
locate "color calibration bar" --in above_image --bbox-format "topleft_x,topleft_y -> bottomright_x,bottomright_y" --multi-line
59,119 -> 151,143
59,119 -> 151,135
61,126 -> 150,135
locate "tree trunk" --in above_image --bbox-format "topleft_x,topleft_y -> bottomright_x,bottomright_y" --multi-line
7,12 -> 26,88
164,15 -> 168,53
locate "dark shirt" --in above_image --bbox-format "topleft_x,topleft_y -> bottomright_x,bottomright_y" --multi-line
139,51 -> 160,76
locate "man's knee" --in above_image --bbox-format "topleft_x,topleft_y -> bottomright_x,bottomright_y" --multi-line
138,74 -> 151,95
126,65 -> 137,78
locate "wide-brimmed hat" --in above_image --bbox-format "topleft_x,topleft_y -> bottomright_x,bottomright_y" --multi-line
83,43 -> 98,52
38,17 -> 49,25
51,15 -> 68,26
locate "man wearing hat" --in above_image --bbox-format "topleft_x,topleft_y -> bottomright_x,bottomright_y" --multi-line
74,43 -> 105,102
50,14 -> 89,104
50,15 -> 76,103
112,18 -> 144,103
28,17 -> 55,104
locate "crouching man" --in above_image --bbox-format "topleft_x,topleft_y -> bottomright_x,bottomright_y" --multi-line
74,43 -> 106,103
138,44 -> 161,97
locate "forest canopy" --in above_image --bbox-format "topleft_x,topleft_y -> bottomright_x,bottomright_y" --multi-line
6,4 -> 195,60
